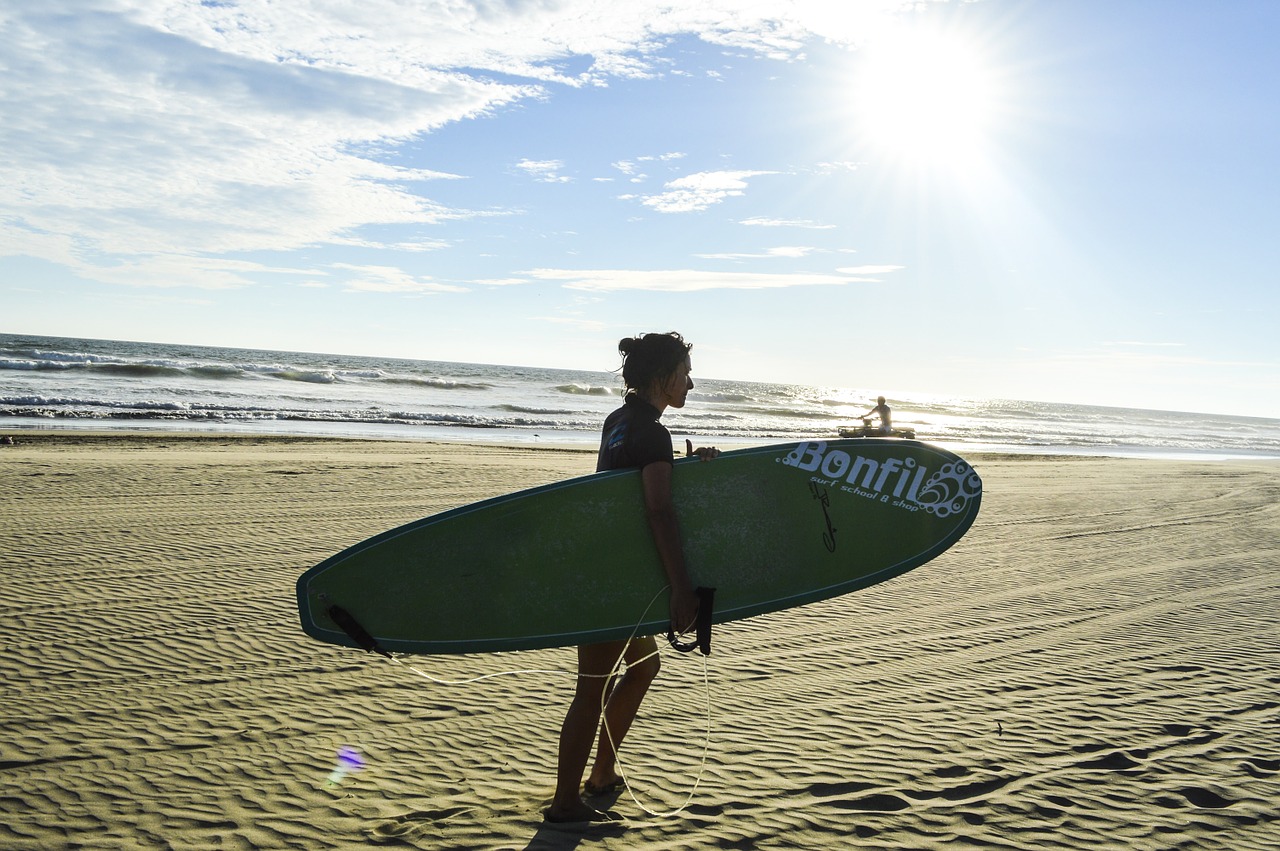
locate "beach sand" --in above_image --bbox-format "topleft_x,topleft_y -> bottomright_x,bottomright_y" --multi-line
1,433 -> 1277,850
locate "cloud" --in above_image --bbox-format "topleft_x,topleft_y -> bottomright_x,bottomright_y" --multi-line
814,161 -> 862,173
606,151 -> 687,184
696,246 -> 817,259
516,159 -> 572,183
144,1 -> 814,88
333,263 -> 467,294
1103,341 -> 1187,348
638,170 -> 777,213
330,237 -> 453,252
78,254 -> 311,291
741,216 -> 837,229
836,264 -> 906,275
0,1 -> 920,289
526,268 -> 860,292
1,5 -> 510,274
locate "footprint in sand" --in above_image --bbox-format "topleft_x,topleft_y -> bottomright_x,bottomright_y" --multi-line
367,807 -> 478,840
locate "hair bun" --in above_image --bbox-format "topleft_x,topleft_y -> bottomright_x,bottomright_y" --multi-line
614,331 -> 690,392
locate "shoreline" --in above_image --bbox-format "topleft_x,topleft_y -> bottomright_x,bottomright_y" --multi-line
6,333 -> 1280,461
4,421 -> 1277,462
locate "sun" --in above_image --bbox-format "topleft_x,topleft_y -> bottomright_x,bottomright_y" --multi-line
848,24 -> 1003,169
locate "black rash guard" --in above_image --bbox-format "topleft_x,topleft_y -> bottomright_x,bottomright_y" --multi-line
596,395 -> 674,473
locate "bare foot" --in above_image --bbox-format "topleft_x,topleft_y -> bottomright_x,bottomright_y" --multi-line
583,774 -> 624,796
545,798 -> 613,823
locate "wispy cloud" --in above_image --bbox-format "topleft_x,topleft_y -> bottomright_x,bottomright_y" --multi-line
329,237 -> 453,252
81,255 -> 309,291
1103,341 -> 1187,348
631,170 -> 777,213
527,268 -> 860,292
334,263 -> 467,294
741,217 -> 837,229
836,264 -> 906,275
613,153 -> 685,175
516,159 -> 572,183
1,9 -> 508,291
696,246 -> 818,260
0,1 -> 917,290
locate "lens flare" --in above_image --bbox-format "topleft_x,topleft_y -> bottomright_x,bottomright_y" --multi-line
326,746 -> 366,785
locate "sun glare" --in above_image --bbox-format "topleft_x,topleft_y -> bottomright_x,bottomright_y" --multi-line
849,25 -> 1002,169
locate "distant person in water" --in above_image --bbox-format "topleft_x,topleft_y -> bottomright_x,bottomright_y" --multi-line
547,331 -> 720,823
861,396 -> 892,434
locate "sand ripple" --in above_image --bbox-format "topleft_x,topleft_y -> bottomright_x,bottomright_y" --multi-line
2,437 -> 1277,849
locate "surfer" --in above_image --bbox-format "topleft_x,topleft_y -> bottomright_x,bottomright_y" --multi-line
547,331 -> 720,823
860,396 -> 893,434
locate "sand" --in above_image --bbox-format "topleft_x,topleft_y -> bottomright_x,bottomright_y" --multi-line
1,432 -> 1277,850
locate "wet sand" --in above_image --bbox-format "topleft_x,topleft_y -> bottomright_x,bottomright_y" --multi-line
1,433 -> 1277,849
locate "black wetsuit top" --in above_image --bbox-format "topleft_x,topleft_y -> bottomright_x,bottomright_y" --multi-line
596,395 -> 674,473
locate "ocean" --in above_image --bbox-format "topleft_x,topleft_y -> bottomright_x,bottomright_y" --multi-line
2,333 -> 1278,459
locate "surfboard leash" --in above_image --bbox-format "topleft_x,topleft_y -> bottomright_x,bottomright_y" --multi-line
593,585 -> 714,820
355,585 -> 716,819
600,641 -> 714,821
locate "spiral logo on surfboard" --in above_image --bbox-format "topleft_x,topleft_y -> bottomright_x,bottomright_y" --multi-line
779,441 -> 981,518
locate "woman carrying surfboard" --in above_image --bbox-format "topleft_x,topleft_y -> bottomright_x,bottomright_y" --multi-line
547,331 -> 720,823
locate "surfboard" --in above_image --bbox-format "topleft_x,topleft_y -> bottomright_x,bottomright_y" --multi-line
296,439 -> 982,655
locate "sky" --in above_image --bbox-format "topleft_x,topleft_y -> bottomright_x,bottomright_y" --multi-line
2,0 -> 1278,418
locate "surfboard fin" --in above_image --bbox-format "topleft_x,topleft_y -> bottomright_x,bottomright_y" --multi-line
327,604 -> 391,658
667,586 -> 715,656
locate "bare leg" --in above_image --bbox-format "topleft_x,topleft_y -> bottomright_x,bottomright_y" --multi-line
587,635 -> 660,791
547,640 -> 630,822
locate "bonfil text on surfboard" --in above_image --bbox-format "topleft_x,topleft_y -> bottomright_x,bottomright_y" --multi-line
779,441 -> 981,518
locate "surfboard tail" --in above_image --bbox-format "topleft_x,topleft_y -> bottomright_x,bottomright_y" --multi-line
326,603 -> 392,658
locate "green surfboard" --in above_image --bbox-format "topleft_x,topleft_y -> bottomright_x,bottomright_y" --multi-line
296,439 -> 982,655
